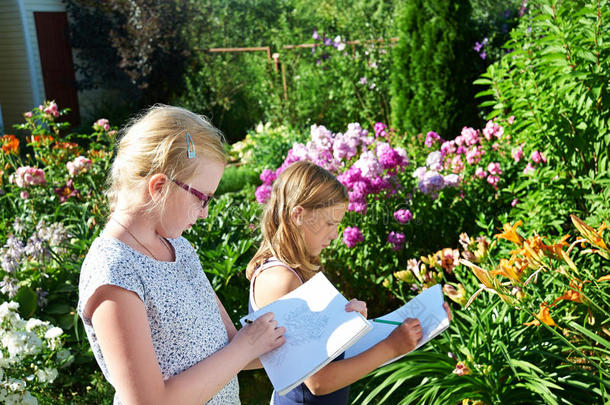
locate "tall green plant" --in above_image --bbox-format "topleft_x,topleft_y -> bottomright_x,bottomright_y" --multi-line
390,0 -> 482,137
475,0 -> 610,221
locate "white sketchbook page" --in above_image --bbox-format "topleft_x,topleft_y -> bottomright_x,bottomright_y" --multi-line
344,284 -> 449,365
240,272 -> 372,395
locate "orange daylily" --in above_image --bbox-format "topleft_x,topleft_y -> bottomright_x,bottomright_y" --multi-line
542,234 -> 570,258
551,281 -> 584,306
28,134 -> 54,145
495,220 -> 524,246
524,303 -> 556,327
460,259 -> 495,289
1,134 -> 19,154
491,256 -> 524,283
598,275 -> 610,282
570,215 -> 609,252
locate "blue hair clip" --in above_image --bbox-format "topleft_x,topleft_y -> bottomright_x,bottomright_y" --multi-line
186,132 -> 196,159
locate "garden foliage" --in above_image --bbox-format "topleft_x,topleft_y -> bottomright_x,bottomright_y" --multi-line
475,0 -> 610,227
2,0 -> 609,403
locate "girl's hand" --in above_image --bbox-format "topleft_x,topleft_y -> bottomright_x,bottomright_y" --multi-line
443,302 -> 452,321
345,298 -> 367,318
234,312 -> 285,361
385,318 -> 422,357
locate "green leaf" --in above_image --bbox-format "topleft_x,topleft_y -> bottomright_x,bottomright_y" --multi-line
45,302 -> 72,315
15,286 -> 37,318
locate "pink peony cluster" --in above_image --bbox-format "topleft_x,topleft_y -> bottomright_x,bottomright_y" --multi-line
9,166 -> 46,188
42,102 -> 59,117
93,118 -> 110,132
67,156 -> 92,177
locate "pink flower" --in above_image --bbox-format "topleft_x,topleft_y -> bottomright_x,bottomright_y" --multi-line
259,169 -> 277,185
66,156 -> 92,177
475,167 -> 487,179
482,120 -> 504,140
487,162 -> 502,176
465,146 -> 484,165
440,140 -> 456,156
387,231 -> 406,251
343,226 -> 364,248
487,175 -> 500,188
508,115 -> 515,124
523,162 -> 536,175
511,144 -> 524,162
374,122 -> 388,138
20,191 -> 29,199
9,166 -> 46,187
347,201 -> 367,214
394,209 -> 413,223
44,102 -> 59,117
451,156 -> 464,173
460,127 -> 480,146
24,112 -> 33,118
254,184 -> 272,204
530,151 -> 546,164
425,131 -> 442,147
93,118 -> 111,132
511,198 -> 519,207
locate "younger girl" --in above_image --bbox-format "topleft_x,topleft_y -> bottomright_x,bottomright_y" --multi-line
78,105 -> 285,405
247,161 -> 450,404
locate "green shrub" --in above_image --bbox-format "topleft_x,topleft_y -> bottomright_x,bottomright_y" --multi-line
215,165 -> 261,196
390,0 -> 483,137
475,0 -> 610,227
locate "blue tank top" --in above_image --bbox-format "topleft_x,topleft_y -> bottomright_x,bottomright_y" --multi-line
249,258 -> 351,405
272,352 -> 350,405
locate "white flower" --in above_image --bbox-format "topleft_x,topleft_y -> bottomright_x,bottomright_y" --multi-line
21,391 -> 38,405
25,319 -> 47,332
44,327 -> 63,340
0,301 -> 19,321
36,367 -> 58,383
7,378 -> 26,392
55,348 -> 73,367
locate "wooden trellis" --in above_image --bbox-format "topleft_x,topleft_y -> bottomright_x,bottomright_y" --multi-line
208,37 -> 398,100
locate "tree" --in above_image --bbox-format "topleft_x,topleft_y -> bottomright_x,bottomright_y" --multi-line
64,0 -> 193,106
390,0 -> 483,138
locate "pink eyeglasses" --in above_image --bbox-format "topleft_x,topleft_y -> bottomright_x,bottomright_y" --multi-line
171,178 -> 214,209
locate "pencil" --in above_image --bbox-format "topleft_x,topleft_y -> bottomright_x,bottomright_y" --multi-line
373,318 -> 402,326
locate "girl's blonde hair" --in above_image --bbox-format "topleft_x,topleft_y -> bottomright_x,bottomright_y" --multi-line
246,161 -> 348,282
106,104 -> 227,215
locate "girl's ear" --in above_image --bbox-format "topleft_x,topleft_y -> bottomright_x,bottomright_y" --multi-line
290,206 -> 304,226
148,173 -> 168,202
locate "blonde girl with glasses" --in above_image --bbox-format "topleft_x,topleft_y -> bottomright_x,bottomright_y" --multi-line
247,161 -> 451,405
78,105 -> 285,405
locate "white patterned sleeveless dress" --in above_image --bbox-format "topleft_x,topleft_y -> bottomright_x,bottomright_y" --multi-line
78,236 -> 240,405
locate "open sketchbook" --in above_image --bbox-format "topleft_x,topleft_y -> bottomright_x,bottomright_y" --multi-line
240,272 -> 372,396
344,284 -> 449,366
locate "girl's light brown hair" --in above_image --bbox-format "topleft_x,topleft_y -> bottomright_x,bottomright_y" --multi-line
106,104 -> 226,215
246,161 -> 348,282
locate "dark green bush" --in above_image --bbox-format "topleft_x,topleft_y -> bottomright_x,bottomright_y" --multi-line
390,0 -> 483,137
